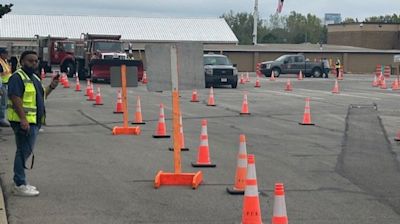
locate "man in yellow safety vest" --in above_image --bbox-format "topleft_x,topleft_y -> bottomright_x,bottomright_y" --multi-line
0,47 -> 12,127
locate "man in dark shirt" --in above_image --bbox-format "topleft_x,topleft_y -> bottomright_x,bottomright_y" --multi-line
7,51 -> 59,196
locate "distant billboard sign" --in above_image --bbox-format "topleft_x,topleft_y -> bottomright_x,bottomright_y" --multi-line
325,13 -> 342,25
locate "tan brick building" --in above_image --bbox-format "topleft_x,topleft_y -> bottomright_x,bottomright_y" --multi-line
328,23 -> 400,50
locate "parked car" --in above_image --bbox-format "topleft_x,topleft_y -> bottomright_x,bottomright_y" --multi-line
204,54 -> 238,88
260,54 -> 325,78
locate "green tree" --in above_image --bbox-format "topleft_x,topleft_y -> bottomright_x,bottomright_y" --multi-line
0,4 -> 13,18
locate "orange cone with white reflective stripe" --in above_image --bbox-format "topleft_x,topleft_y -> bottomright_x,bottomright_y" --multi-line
153,103 -> 170,138
85,79 -> 91,96
270,72 -> 276,81
227,134 -> 247,195
284,79 -> 292,91
391,78 -> 399,90
131,96 -> 146,125
372,75 -> 379,87
87,84 -> 95,101
190,89 -> 200,102
246,72 -> 250,82
254,77 -> 261,88
75,76 -> 81,92
332,79 -> 340,94
298,70 -> 303,80
299,97 -> 314,125
240,74 -> 245,84
380,76 -> 387,89
63,74 -> 70,88
169,114 -> 189,151
207,87 -> 216,106
241,154 -> 262,224
93,87 -> 104,105
113,90 -> 124,114
272,183 -> 288,224
192,119 -> 216,167
142,72 -> 148,84
240,93 -> 251,115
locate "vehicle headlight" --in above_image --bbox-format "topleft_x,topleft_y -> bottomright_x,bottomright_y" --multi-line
205,68 -> 213,75
233,68 -> 238,75
266,64 -> 271,69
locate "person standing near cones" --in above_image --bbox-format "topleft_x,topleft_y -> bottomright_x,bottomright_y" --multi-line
322,58 -> 330,78
7,51 -> 59,196
0,47 -> 12,127
335,58 -> 341,78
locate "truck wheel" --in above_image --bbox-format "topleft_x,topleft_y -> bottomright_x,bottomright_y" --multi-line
312,68 -> 323,78
231,82 -> 237,89
62,61 -> 76,77
272,68 -> 281,77
205,82 -> 211,88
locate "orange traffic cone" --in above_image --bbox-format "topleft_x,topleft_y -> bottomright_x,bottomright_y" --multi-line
142,72 -> 148,84
227,134 -> 248,195
284,79 -> 292,91
391,78 -> 399,90
75,77 -> 81,92
299,97 -> 314,125
380,77 -> 387,89
240,74 -> 245,84
246,72 -> 250,82
131,96 -> 146,125
272,183 -> 288,224
113,90 -> 124,114
372,75 -> 379,87
94,87 -> 104,105
169,114 -> 189,151
153,104 -> 170,138
190,89 -> 200,102
85,79 -> 91,96
298,70 -> 303,80
41,68 -> 46,80
63,75 -> 70,88
270,72 -> 276,81
241,154 -> 262,224
240,93 -> 251,115
254,77 -> 261,88
207,87 -> 216,106
337,70 -> 343,80
332,79 -> 340,94
59,73 -> 66,85
378,73 -> 383,86
87,85 -> 95,101
394,130 -> 400,141
192,119 -> 216,167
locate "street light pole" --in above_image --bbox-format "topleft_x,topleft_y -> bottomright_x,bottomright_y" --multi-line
252,0 -> 258,45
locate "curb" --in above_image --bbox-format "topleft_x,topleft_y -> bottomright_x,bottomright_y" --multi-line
0,183 -> 7,224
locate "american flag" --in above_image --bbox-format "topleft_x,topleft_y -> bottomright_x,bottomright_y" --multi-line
276,0 -> 284,13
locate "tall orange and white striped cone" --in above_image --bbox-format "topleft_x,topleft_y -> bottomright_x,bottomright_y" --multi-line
152,104 -> 170,138
241,154 -> 262,224
272,183 -> 288,224
142,72 -> 148,84
270,71 -> 276,81
254,77 -> 261,88
240,74 -> 245,84
299,97 -> 314,125
240,93 -> 251,115
380,76 -> 387,89
75,76 -> 81,92
192,119 -> 216,167
169,114 -> 189,151
87,84 -> 95,101
394,130 -> 400,141
93,87 -> 104,105
332,79 -> 340,94
113,90 -> 124,114
298,70 -> 303,80
190,89 -> 200,102
372,75 -> 379,87
227,134 -> 248,195
207,87 -> 216,106
40,68 -> 46,80
85,79 -> 91,96
284,79 -> 292,91
246,72 -> 250,82
131,96 -> 146,125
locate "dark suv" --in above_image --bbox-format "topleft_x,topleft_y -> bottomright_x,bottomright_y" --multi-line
204,54 -> 238,88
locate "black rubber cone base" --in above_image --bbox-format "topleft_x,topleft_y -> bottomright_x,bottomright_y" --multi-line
153,135 -> 171,138
191,162 -> 216,168
131,122 -> 146,125
240,113 -> 251,116
226,187 -> 245,195
299,122 -> 315,125
168,147 -> 189,151
113,111 -> 124,114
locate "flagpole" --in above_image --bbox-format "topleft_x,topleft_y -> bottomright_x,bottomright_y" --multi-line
252,0 -> 258,45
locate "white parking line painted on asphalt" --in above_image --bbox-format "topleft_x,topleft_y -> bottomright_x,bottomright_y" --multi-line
297,88 -> 381,100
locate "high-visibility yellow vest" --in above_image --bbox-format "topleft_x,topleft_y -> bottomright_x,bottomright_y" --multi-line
335,60 -> 341,69
0,58 -> 12,84
7,69 -> 41,124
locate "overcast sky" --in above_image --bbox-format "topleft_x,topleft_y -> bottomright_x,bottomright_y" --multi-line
7,0 -> 400,21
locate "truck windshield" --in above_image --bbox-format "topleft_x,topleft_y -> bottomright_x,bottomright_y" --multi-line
93,41 -> 123,52
275,55 -> 287,61
62,42 -> 74,52
204,56 -> 231,65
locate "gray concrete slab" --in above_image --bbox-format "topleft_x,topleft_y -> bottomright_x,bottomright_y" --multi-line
0,74 -> 400,223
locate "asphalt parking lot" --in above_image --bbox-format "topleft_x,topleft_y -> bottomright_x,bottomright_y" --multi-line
1,73 -> 400,224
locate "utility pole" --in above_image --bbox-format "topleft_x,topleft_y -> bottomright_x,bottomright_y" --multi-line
252,0 -> 258,45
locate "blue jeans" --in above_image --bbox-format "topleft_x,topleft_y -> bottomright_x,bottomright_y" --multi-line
0,84 -> 7,120
10,122 -> 39,186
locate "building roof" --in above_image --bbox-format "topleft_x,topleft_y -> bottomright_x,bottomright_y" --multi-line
0,14 -> 238,44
